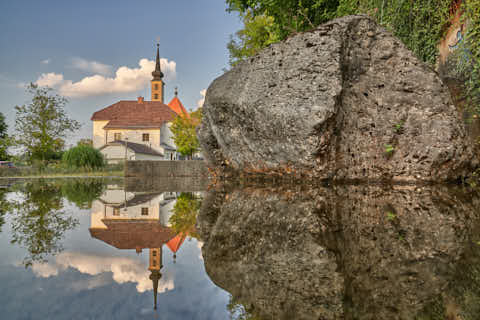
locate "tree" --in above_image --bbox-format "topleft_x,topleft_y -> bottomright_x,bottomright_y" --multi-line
170,108 -> 202,159
62,144 -> 105,169
169,192 -> 201,239
10,181 -> 79,267
0,112 -> 9,160
14,83 -> 81,163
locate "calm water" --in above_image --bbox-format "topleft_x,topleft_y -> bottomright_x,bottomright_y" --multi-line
0,178 -> 479,320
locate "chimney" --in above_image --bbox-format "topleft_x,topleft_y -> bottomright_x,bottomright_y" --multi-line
137,96 -> 144,103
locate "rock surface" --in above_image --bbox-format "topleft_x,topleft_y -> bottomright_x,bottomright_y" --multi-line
197,184 -> 480,319
198,15 -> 475,182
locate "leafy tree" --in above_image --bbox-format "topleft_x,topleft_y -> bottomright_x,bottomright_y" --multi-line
62,144 -> 105,169
0,112 -> 9,160
10,181 -> 79,267
228,11 -> 279,66
170,108 -> 202,159
77,138 -> 93,147
14,83 -> 81,163
169,192 -> 201,238
61,179 -> 106,209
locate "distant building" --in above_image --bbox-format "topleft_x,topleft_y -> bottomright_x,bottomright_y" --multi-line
91,44 -> 189,163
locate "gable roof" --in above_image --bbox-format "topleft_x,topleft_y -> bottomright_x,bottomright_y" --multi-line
167,96 -> 189,116
91,100 -> 177,128
100,140 -> 164,156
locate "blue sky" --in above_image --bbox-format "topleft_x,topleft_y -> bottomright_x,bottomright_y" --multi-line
0,0 -> 242,144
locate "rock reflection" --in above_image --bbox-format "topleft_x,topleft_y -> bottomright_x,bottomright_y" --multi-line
198,185 -> 480,320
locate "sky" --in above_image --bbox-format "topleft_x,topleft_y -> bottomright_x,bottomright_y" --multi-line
0,0 -> 242,145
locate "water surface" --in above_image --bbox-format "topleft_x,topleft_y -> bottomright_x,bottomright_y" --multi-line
0,179 -> 479,320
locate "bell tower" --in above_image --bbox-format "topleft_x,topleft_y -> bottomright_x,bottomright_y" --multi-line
151,43 -> 164,103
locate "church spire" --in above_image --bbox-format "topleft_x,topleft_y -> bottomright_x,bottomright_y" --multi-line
152,43 -> 164,81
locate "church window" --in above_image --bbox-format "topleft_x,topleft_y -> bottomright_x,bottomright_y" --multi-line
142,133 -> 149,142
113,208 -> 120,216
141,207 -> 149,215
154,93 -> 158,99
114,133 -> 121,141
152,251 -> 157,257
154,84 -> 158,90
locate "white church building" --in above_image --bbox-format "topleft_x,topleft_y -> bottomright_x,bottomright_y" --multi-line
91,44 -> 189,163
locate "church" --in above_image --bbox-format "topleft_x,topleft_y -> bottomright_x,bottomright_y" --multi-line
91,44 -> 188,163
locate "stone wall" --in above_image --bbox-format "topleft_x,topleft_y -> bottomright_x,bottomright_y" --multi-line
125,160 -> 208,178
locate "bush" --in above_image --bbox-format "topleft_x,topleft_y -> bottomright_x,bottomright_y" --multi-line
62,145 -> 105,169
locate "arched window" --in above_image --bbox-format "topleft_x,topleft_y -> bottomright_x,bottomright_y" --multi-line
154,94 -> 158,99
154,84 -> 158,90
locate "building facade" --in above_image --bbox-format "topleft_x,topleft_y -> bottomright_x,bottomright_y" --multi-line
91,44 -> 189,163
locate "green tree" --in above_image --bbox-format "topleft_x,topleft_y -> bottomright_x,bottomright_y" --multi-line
61,179 -> 106,209
10,181 -> 79,267
170,108 -> 202,159
14,83 -> 81,163
169,192 -> 201,238
62,144 -> 105,169
0,112 -> 9,160
228,11 -> 279,66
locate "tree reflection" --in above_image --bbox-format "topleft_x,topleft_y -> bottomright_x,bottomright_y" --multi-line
0,188 -> 10,233
60,178 -> 106,209
169,192 -> 201,239
227,295 -> 262,320
10,180 -> 79,267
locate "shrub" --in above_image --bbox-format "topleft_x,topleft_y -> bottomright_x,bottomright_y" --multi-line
62,145 -> 104,169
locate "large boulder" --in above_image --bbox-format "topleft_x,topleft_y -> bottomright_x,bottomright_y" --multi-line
198,15 -> 475,182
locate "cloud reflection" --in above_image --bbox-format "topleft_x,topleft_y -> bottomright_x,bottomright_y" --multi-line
31,252 -> 174,293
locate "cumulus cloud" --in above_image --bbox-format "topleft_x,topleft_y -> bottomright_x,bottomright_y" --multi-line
31,251 -> 175,293
197,89 -> 206,109
70,57 -> 113,75
35,58 -> 176,98
41,59 -> 51,64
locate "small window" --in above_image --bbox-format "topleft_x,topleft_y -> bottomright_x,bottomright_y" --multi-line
114,133 -> 121,141
142,133 -> 149,142
153,260 -> 156,266
154,84 -> 158,90
113,208 -> 120,216
154,93 -> 158,100
141,207 -> 149,216
152,251 -> 157,257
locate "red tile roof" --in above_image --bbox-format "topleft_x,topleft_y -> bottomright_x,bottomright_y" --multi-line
91,100 -> 177,129
89,220 -> 176,249
167,96 -> 189,116
166,233 -> 187,253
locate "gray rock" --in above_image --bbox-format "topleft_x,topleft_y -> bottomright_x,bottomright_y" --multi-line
197,184 -> 480,319
198,15 -> 475,182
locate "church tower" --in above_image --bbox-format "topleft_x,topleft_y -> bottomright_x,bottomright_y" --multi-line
151,43 -> 164,103
148,247 -> 162,310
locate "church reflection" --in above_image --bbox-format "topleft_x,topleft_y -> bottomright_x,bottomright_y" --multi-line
88,185 -> 191,310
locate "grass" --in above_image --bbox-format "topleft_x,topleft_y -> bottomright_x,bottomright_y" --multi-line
0,162 -> 124,178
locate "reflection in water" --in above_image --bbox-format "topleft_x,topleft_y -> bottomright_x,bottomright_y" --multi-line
198,185 -> 480,320
9,181 -> 79,267
89,185 -> 201,310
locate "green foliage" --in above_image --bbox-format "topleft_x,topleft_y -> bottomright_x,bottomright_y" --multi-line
77,138 -> 93,147
62,144 -> 105,169
228,11 -> 279,65
386,211 -> 396,220
14,83 -> 81,163
0,112 -> 9,160
384,144 -> 395,154
9,180 -> 79,267
170,108 -> 202,158
169,192 -> 201,238
61,179 -> 106,209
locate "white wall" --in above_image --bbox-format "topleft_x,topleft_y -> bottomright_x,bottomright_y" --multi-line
106,129 -> 162,152
100,145 -> 135,163
93,121 -> 109,149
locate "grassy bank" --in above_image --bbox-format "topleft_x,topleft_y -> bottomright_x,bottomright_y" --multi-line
0,163 -> 124,178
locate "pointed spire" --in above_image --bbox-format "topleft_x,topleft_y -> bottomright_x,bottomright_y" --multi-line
152,43 -> 164,81
149,270 -> 161,310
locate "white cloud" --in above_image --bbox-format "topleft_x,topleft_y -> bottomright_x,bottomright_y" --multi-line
70,57 -> 113,76
197,89 -> 206,109
36,72 -> 65,87
31,251 -> 175,293
35,58 -> 176,98
41,59 -> 51,65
